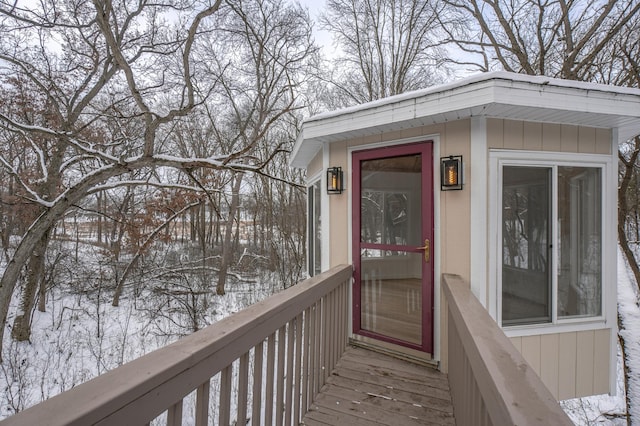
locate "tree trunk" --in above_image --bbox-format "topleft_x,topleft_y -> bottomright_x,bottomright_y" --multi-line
11,231 -> 49,341
618,138 -> 640,425
619,139 -> 640,289
216,172 -> 244,295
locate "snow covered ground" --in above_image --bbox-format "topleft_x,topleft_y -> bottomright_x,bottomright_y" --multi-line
561,250 -> 635,425
0,247 -> 638,424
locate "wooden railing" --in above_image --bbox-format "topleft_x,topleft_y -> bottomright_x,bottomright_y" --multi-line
442,273 -> 573,426
1,264 -> 353,426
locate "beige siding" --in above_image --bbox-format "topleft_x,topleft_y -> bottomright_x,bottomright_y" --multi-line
487,118 -> 611,154
307,150 -> 323,179
543,123 -> 562,151
596,128 -> 612,154
329,140 -> 349,267
540,334 -> 560,399
440,120 -> 471,281
510,329 -> 611,400
523,121 -> 543,150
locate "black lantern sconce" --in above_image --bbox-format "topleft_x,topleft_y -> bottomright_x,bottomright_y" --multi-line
440,155 -> 463,191
327,166 -> 344,194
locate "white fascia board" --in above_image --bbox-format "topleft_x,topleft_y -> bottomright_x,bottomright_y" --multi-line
290,72 -> 640,168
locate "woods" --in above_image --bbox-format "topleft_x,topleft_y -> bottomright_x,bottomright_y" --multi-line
0,0 -> 317,354
1,0 -> 640,421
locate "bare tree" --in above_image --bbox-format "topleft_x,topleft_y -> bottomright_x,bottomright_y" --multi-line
204,0 -> 316,294
442,0 -> 640,79
0,0 -> 314,357
320,0 -> 450,106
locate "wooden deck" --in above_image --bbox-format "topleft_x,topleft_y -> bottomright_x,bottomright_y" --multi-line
302,346 -> 455,425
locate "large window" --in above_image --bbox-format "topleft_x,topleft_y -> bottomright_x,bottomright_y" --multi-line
500,162 -> 603,326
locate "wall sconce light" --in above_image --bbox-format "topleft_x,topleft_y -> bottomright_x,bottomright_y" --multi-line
441,155 -> 463,191
327,166 -> 344,194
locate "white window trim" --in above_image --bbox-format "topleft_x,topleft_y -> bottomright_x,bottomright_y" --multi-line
306,172 -> 323,277
489,149 -> 616,337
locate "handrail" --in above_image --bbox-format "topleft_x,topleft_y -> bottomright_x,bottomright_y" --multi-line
1,264 -> 353,426
442,273 -> 573,426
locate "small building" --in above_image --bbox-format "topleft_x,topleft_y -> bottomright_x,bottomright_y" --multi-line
290,71 -> 640,400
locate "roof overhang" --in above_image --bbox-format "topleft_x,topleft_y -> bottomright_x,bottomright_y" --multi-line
290,71 -> 640,168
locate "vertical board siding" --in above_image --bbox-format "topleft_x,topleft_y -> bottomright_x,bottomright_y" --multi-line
576,331 -> 596,397
559,332 -> 578,400
578,126 -> 597,153
593,329 -> 611,394
561,124 -> 579,152
487,118 -> 504,148
523,121 -> 543,150
487,117 -> 608,155
539,334 -> 560,399
596,128 -> 612,154
510,329 -> 611,400
542,123 -> 562,151
503,120 -> 524,149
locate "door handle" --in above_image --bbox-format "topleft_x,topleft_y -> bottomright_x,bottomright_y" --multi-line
417,239 -> 430,263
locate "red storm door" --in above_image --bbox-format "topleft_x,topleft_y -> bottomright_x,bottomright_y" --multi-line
352,141 -> 435,353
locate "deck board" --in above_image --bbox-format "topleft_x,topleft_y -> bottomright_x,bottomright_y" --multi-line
302,346 -> 455,425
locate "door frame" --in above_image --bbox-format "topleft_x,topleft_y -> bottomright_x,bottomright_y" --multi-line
350,140 -> 436,354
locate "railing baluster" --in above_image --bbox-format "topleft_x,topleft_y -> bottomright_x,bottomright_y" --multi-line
195,380 -> 210,426
312,301 -> 321,398
338,281 -> 345,355
285,318 -> 295,426
343,277 -> 349,351
329,288 -> 336,372
301,307 -> 311,414
237,352 -> 249,426
166,400 -> 182,426
219,364 -> 232,426
322,296 -> 329,385
252,342 -> 264,426
265,332 -> 276,426
293,313 -> 303,424
275,325 -> 286,425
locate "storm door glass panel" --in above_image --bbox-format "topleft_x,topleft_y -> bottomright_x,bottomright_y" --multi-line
557,167 -> 602,318
502,167 -> 552,325
360,155 -> 422,345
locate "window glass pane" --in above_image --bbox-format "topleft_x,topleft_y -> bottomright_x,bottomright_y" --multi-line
307,181 -> 321,276
502,167 -> 551,325
360,155 -> 421,246
360,251 -> 422,344
557,167 -> 602,318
